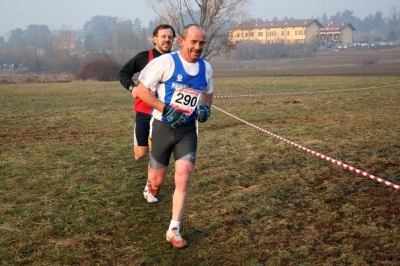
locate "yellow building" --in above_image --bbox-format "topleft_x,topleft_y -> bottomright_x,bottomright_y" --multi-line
230,19 -> 323,44
319,21 -> 356,46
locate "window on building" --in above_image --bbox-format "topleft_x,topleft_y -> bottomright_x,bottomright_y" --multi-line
250,32 -> 254,37
258,32 -> 263,36
282,31 -> 284,36
287,31 -> 290,35
237,33 -> 240,37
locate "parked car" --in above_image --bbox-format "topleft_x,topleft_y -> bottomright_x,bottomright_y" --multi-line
325,43 -> 334,48
387,40 -> 400,45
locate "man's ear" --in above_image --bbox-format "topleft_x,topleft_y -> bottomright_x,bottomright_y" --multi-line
178,37 -> 184,46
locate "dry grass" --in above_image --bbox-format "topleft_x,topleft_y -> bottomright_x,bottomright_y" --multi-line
0,73 -> 74,84
1,76 -> 400,265
212,46 -> 400,77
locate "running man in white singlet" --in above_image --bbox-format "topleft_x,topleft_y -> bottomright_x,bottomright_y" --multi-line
133,24 -> 213,248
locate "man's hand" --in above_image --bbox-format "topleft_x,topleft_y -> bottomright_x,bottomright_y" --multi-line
196,105 -> 211,123
131,86 -> 138,98
163,104 -> 188,129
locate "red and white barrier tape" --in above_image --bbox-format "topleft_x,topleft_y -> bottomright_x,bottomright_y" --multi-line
214,84 -> 400,99
212,105 -> 400,191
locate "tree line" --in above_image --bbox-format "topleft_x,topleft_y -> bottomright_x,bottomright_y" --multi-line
0,3 -> 399,73
317,8 -> 399,43
0,16 -> 156,72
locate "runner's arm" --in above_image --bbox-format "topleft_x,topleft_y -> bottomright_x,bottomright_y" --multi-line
119,51 -> 148,90
135,82 -> 165,112
200,92 -> 213,107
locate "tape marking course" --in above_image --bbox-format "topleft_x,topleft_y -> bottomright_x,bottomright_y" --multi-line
212,104 -> 400,191
214,84 -> 400,99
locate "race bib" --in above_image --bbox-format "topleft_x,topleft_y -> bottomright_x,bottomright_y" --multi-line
170,87 -> 201,115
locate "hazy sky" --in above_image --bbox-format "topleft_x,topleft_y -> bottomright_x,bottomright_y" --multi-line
1,0 -> 398,39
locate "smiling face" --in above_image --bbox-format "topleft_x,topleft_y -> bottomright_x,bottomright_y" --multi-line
178,25 -> 206,63
153,28 -> 174,54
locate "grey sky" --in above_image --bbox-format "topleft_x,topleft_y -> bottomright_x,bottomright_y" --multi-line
0,0 -> 398,39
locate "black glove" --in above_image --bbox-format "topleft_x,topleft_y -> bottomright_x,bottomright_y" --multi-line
162,104 -> 188,129
196,105 -> 211,123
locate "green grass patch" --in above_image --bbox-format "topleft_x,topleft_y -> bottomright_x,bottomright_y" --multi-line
1,76 -> 400,265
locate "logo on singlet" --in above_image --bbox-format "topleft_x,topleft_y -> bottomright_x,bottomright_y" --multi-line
171,82 -> 188,90
177,74 -> 183,82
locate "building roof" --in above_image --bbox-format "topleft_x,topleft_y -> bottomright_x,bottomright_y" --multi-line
233,19 -> 323,30
320,21 -> 356,32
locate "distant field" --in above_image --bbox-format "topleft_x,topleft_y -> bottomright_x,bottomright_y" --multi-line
1,75 -> 399,264
212,45 -> 400,77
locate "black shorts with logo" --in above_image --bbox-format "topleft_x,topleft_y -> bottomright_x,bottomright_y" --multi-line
148,119 -> 197,169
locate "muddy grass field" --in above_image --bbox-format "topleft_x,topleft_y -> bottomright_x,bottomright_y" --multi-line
1,45 -> 399,265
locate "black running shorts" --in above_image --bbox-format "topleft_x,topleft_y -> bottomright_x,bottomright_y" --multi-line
133,112 -> 152,147
148,119 -> 197,169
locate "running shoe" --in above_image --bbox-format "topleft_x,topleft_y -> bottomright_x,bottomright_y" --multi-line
166,227 -> 188,248
143,190 -> 158,203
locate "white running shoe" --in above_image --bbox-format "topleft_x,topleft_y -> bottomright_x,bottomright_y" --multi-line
143,190 -> 158,203
166,227 -> 188,248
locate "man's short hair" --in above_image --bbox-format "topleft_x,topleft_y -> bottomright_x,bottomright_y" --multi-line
153,24 -> 176,38
180,24 -> 206,39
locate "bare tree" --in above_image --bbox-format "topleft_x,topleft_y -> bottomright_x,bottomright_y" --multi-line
112,18 -> 150,63
146,0 -> 250,60
112,19 -> 134,62
55,26 -> 74,55
25,24 -> 52,70
83,15 -> 118,53
388,5 -> 400,38
51,26 -> 80,73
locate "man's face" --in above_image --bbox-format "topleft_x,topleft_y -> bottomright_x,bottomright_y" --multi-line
179,26 -> 206,63
153,28 -> 174,53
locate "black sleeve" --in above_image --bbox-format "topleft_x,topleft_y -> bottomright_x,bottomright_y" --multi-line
118,51 -> 149,90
